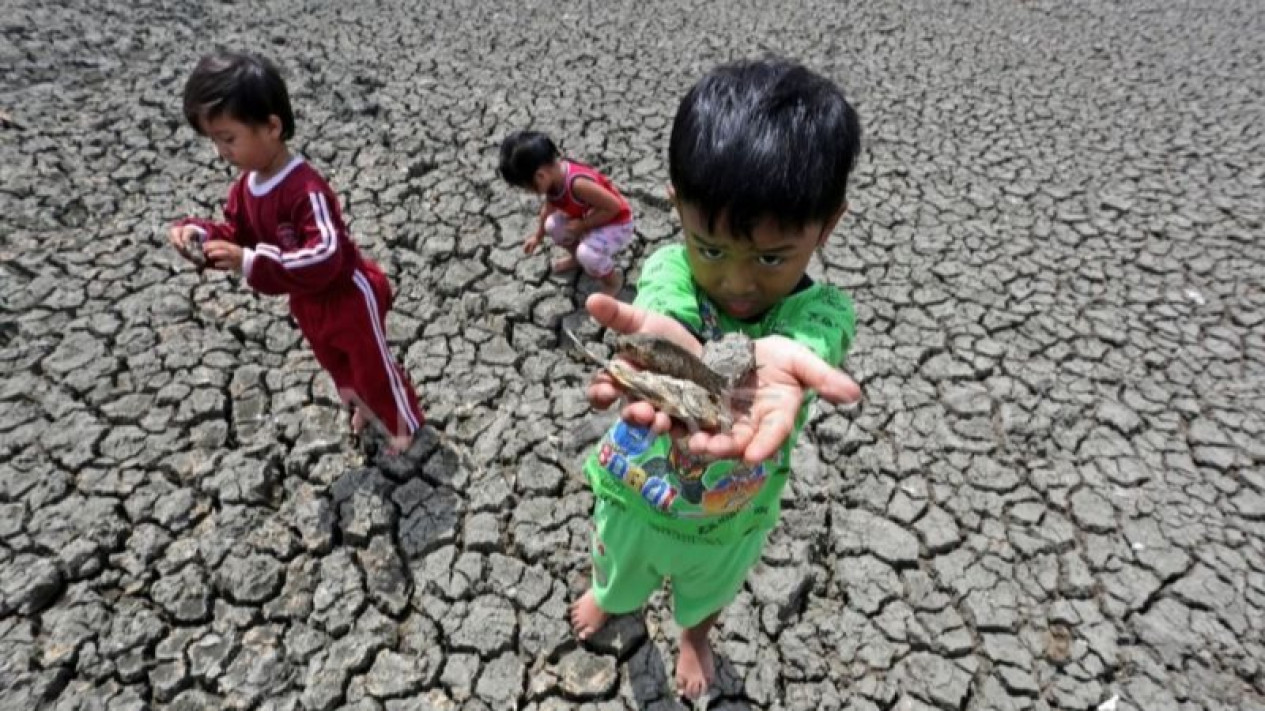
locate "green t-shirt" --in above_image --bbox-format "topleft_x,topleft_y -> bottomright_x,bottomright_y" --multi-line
583,244 -> 857,545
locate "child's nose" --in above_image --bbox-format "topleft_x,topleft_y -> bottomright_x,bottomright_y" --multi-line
721,266 -> 758,294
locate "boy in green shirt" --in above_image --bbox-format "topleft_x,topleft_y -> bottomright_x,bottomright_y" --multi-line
573,59 -> 865,700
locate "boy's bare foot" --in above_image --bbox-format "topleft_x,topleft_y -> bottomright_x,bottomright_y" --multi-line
676,625 -> 716,700
568,590 -> 609,641
386,433 -> 413,456
597,269 -> 623,296
350,406 -> 368,435
551,254 -> 579,273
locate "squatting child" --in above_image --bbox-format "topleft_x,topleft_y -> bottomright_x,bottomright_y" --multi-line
573,58 -> 864,700
497,131 -> 635,295
168,51 -> 425,453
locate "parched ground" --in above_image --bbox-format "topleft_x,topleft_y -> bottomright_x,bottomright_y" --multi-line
1,0 -> 1263,709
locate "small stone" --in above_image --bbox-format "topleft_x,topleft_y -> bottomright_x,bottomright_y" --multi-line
0,554 -> 63,616
397,481 -> 460,560
840,555 -> 903,615
913,506 -> 961,554
264,557 -> 319,621
150,658 -> 191,702
1096,401 -> 1141,435
169,690 -> 227,710
446,595 -> 516,657
886,489 -> 927,525
39,590 -> 110,667
339,490 -> 396,546
1171,564 -> 1236,611
291,486 -> 335,553
1060,552 -> 1096,597
215,553 -> 283,605
1231,489 -> 1265,520
833,507 -> 919,565
970,459 -> 1022,492
1187,418 -> 1229,446
557,648 -> 618,699
463,512 -> 501,552
357,536 -> 410,617
474,652 -> 524,708
283,624 -> 328,666
189,632 -> 236,682
311,549 -> 366,636
57,538 -> 103,580
982,633 -> 1033,668
748,562 -> 814,620
440,653 -> 480,700
1192,446 -> 1236,470
1100,564 -> 1162,616
963,584 -> 1019,632
301,630 -> 387,711
152,565 -> 212,623
219,626 -> 293,707
201,450 -> 277,505
1069,488 -> 1116,532
365,650 -> 433,698
894,652 -> 972,708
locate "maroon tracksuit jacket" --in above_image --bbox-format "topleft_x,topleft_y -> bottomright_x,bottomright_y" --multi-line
177,156 -> 424,438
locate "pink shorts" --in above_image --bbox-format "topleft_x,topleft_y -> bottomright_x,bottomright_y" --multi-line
546,213 -> 635,278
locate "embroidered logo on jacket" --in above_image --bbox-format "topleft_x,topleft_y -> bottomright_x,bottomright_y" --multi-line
277,223 -> 299,249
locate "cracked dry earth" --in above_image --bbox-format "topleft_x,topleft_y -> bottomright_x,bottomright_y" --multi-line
1,0 -> 1263,709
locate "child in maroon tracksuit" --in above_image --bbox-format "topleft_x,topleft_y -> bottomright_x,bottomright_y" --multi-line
169,51 -> 424,453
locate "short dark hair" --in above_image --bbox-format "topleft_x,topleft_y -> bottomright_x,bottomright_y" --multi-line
497,131 -> 560,187
183,51 -> 295,140
669,58 -> 862,239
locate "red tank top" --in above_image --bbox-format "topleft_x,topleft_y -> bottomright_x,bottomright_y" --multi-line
547,160 -> 632,224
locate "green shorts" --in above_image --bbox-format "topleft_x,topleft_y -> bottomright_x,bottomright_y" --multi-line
590,496 -> 768,628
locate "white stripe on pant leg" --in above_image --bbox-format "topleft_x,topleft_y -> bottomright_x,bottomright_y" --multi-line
353,271 -> 419,434
352,271 -> 419,435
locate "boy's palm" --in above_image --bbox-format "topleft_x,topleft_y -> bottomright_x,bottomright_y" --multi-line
691,335 -> 860,464
583,294 -> 862,466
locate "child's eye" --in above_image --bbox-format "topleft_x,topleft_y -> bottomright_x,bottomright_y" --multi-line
757,255 -> 786,267
697,246 -> 725,261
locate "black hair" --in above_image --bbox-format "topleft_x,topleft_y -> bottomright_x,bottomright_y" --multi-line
183,51 -> 295,140
669,58 -> 862,238
497,130 -> 560,187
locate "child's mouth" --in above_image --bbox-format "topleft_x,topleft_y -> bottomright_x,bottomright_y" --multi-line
723,300 -> 760,317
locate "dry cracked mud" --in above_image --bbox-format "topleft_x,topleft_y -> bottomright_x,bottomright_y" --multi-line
1,1 -> 1263,710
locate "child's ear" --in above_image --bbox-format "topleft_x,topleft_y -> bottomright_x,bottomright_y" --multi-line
267,115 -> 283,139
817,201 -> 849,247
666,184 -> 687,225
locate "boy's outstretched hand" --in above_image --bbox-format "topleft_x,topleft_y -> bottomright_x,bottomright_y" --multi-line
584,294 -> 862,466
